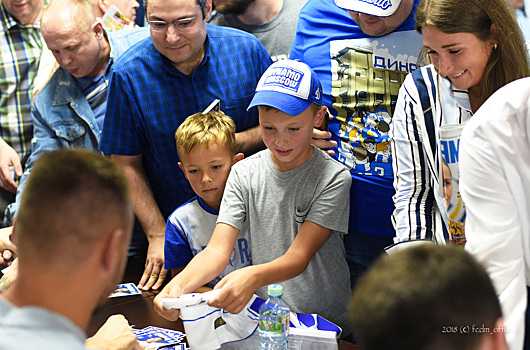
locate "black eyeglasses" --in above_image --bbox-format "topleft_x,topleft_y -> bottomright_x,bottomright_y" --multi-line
147,14 -> 199,32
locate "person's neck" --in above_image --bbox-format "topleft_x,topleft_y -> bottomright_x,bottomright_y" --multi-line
468,86 -> 482,113
237,0 -> 283,26
4,270 -> 99,332
174,44 -> 205,76
89,37 -> 112,78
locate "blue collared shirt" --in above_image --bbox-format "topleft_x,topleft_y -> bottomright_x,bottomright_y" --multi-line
100,24 -> 272,218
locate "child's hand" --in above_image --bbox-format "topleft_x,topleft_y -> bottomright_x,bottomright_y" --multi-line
209,266 -> 259,314
153,281 -> 184,321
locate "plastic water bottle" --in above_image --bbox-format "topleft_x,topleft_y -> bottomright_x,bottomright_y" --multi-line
259,284 -> 290,350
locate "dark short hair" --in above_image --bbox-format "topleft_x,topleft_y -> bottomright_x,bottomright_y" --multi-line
145,0 -> 207,19
350,245 -> 502,350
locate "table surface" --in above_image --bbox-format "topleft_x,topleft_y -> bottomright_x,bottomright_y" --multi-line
88,291 -> 361,350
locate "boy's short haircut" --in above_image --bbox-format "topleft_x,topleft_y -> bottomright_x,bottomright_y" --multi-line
175,111 -> 237,160
350,245 -> 502,350
247,59 -> 323,116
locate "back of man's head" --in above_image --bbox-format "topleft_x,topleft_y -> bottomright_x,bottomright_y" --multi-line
351,245 -> 504,350
15,149 -> 132,273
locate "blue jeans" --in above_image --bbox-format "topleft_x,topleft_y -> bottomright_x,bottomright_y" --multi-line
344,230 -> 394,290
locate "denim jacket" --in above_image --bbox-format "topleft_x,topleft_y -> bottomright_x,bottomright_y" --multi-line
4,28 -> 149,223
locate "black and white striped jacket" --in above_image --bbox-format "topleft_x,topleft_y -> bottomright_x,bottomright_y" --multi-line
390,65 -> 473,244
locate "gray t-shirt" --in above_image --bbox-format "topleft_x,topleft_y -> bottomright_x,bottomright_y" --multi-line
0,298 -> 86,350
210,0 -> 307,62
218,146 -> 352,335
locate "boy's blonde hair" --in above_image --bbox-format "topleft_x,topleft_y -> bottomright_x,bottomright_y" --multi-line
175,111 -> 237,160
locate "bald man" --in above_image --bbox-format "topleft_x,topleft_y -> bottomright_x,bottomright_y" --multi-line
0,149 -> 142,349
4,0 -> 149,278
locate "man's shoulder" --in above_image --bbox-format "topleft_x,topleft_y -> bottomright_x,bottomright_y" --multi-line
294,0 -> 365,44
206,23 -> 262,44
111,35 -> 155,72
33,68 -> 74,105
109,28 -> 151,63
0,306 -> 86,350
209,13 -> 232,27
298,0 -> 346,23
205,23 -> 271,65
0,296 -> 13,317
108,27 -> 150,46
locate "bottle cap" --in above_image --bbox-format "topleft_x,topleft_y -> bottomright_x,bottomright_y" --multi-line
268,284 -> 283,297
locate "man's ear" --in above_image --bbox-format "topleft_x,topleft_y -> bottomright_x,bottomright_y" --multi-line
94,0 -> 109,17
92,21 -> 105,40
490,318 -> 508,350
204,0 -> 213,22
233,153 -> 244,164
478,318 -> 508,350
101,228 -> 126,274
314,106 -> 328,128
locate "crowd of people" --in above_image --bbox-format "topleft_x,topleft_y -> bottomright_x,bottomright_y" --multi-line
1,0 -> 530,349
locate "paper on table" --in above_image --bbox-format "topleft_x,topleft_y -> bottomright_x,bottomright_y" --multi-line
108,283 -> 142,298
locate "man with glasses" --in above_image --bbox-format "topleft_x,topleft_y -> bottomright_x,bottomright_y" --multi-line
100,0 -> 272,291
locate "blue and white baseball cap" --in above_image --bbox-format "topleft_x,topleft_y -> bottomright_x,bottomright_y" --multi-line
334,0 -> 401,17
247,60 -> 323,116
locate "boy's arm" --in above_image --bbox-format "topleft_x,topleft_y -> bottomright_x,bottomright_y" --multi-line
171,268 -> 213,293
209,220 -> 331,314
153,223 -> 240,320
170,268 -> 184,278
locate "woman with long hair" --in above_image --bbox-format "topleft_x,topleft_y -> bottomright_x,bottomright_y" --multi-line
390,0 -> 530,245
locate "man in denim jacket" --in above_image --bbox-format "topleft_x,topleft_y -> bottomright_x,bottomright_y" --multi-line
4,0 -> 148,223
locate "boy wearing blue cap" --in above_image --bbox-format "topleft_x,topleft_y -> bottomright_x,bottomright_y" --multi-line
154,60 -> 353,336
